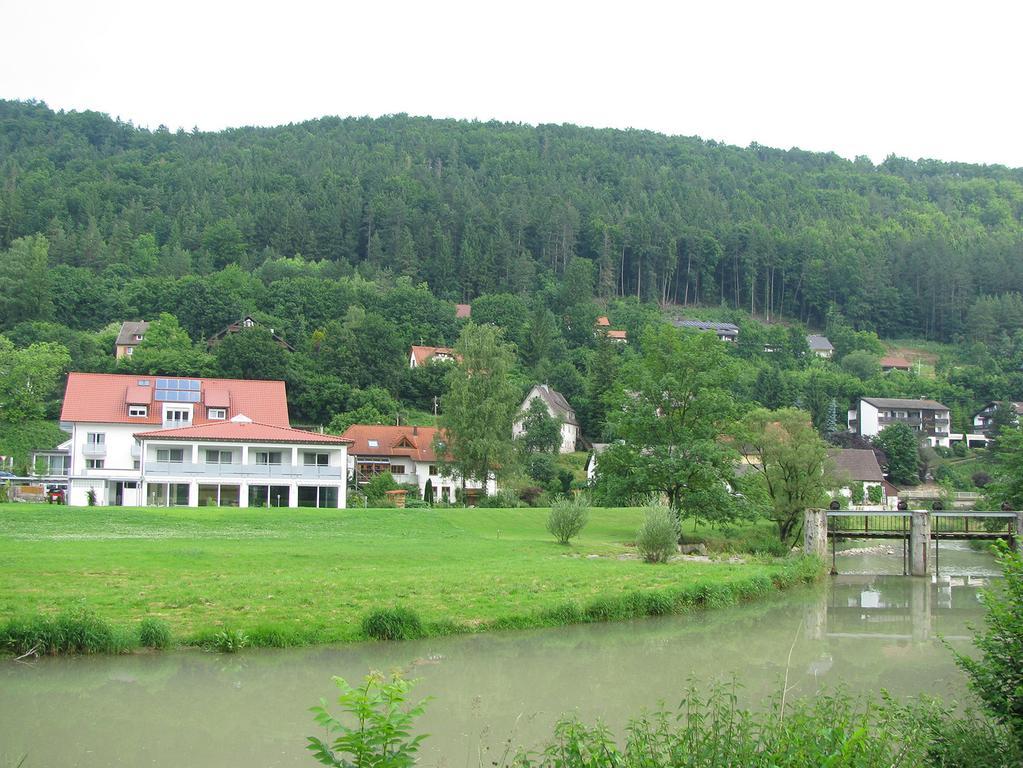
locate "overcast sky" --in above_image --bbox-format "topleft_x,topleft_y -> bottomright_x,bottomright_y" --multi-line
6,0 -> 1022,167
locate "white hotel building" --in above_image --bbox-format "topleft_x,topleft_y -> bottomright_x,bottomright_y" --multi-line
60,373 -> 350,508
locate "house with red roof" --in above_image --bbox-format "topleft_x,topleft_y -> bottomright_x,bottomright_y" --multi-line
409,345 -> 459,368
60,372 -> 350,508
341,424 -> 495,502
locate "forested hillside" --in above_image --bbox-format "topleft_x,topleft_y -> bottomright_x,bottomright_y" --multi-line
2,99 -> 1023,340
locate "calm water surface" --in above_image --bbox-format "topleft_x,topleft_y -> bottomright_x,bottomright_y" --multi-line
0,542 -> 998,768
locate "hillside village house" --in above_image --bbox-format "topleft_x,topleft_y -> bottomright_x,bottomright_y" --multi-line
847,397 -> 953,448
409,345 -> 458,369
807,335 -> 834,358
880,355 -> 912,372
207,316 -> 294,350
114,321 -> 149,358
341,424 -> 495,501
829,448 -> 890,507
595,316 -> 628,343
972,401 -> 1023,436
673,319 -> 740,342
512,384 -> 580,454
59,373 -> 349,508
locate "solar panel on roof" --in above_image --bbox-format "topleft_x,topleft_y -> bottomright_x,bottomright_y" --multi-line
155,378 -> 202,402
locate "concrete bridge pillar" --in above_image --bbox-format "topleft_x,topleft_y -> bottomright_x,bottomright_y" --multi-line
804,508 -> 828,559
910,576 -> 932,643
910,510 -> 931,576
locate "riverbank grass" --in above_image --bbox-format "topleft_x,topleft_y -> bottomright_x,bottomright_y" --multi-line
0,504 -> 819,652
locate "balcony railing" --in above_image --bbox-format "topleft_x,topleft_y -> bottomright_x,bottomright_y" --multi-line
144,461 -> 343,480
81,442 -> 107,457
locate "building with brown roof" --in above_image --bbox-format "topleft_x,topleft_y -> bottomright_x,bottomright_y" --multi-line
879,355 -> 912,372
828,448 -> 889,507
206,316 -> 294,350
60,372 -> 349,508
114,321 -> 150,359
341,424 -> 494,501
409,345 -> 459,368
455,303 -> 472,319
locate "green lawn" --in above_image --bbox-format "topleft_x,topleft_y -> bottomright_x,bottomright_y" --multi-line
0,504 -> 817,648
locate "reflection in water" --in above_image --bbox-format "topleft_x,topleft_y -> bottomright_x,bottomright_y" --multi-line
0,566 -> 996,768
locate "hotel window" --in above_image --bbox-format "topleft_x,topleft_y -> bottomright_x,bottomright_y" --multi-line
205,450 -> 233,464
429,465 -> 439,476
129,405 -> 148,417
207,408 -> 227,420
163,406 -> 192,427
86,459 -> 104,469
303,452 -> 329,466
255,451 -> 282,466
87,432 -> 105,446
390,464 -> 406,475
125,347 -> 134,356
156,448 -> 185,463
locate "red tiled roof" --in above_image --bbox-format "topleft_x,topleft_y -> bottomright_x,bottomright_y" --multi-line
136,420 -> 350,444
60,373 -> 290,426
342,424 -> 445,462
880,356 -> 911,369
455,303 -> 472,319
410,345 -> 459,366
607,329 -> 627,340
595,316 -> 611,327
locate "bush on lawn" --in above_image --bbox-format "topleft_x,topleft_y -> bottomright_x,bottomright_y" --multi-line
361,607 -> 425,641
636,505 -> 679,563
546,496 -> 589,545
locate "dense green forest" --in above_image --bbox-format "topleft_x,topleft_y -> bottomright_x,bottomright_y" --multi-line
2,99 -> 1023,475
3,100 -> 1023,339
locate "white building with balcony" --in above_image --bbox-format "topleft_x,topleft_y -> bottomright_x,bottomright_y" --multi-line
847,397 -> 953,448
59,372 -> 350,507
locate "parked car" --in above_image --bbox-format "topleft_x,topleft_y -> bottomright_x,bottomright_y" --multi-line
46,486 -> 66,504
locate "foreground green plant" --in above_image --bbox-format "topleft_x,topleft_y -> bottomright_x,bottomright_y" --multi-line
951,543 -> 1023,749
546,497 -> 589,545
308,672 -> 429,768
0,608 -> 133,655
211,629 -> 249,653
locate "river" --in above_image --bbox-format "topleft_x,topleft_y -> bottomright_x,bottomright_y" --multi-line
0,541 -> 999,768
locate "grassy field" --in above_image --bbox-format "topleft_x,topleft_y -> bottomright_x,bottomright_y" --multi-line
0,504 -> 818,651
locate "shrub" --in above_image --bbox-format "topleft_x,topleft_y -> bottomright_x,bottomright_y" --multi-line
525,453 -> 558,484
478,489 -> 523,508
951,544 -> 1023,749
518,486 -> 544,506
137,617 -> 172,649
86,488 -> 97,506
867,484 -> 884,504
211,629 -> 248,653
363,472 -> 399,503
546,497 -> 589,545
361,607 -> 425,641
973,471 -> 992,488
636,506 -> 679,563
953,440 -> 969,457
308,672 -> 429,767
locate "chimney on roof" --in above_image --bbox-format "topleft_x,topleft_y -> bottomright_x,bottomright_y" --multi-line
413,425 -> 418,436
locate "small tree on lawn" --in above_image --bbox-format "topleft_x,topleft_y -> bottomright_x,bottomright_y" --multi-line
436,323 -> 520,491
874,422 -> 920,486
984,427 -> 1023,509
738,407 -> 832,543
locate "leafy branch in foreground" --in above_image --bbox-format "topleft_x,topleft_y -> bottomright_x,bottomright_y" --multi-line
308,672 -> 429,768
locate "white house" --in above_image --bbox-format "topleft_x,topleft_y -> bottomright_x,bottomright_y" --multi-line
409,345 -> 458,369
806,335 -> 834,358
847,397 -> 953,448
341,424 -> 495,501
59,372 -> 349,508
512,384 -> 580,454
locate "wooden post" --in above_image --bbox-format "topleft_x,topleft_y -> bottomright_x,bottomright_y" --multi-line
910,510 -> 931,577
1016,510 -> 1023,553
804,508 -> 828,559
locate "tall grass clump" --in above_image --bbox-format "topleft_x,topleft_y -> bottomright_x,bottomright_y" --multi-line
361,607 -> 425,641
1,609 -> 132,655
636,505 -> 679,563
137,617 -> 172,649
546,497 -> 589,545
210,629 -> 249,653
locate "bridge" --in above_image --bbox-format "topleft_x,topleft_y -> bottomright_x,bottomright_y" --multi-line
804,508 -> 1021,576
